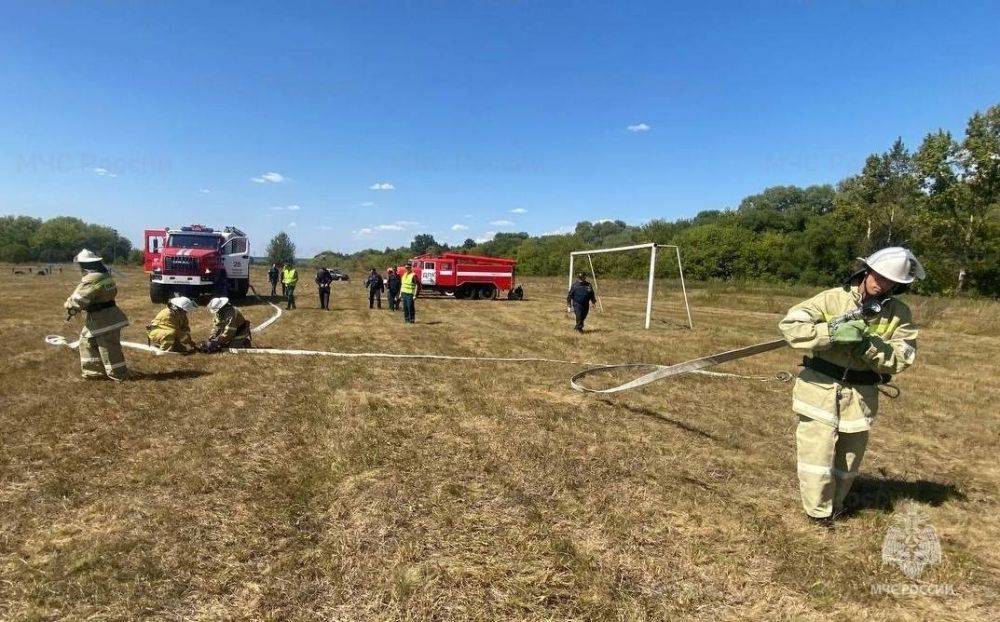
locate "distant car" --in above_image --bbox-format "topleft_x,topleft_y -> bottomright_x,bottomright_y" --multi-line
328,268 -> 350,281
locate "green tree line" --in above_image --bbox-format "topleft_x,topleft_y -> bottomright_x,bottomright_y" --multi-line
0,216 -> 133,264
322,104 -> 999,296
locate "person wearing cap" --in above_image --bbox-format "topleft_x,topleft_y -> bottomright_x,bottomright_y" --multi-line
779,247 -> 925,525
400,261 -> 420,323
146,296 -> 198,353
364,267 -> 384,309
315,266 -> 334,310
282,262 -> 299,310
386,267 -> 401,311
63,249 -> 130,381
566,272 -> 597,332
200,297 -> 252,352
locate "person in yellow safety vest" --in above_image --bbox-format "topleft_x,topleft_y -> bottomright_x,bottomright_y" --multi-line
282,262 -> 299,310
400,261 -> 420,323
779,247 -> 925,527
200,297 -> 252,352
63,249 -> 130,381
146,296 -> 198,353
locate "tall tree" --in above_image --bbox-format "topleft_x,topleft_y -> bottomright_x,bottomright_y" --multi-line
410,234 -> 439,255
266,232 -> 296,265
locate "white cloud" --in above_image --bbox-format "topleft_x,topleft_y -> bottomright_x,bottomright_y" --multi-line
510,207 -> 527,214
475,231 -> 497,243
627,122 -> 651,132
595,218 -> 614,224
251,171 -> 286,183
377,223 -> 404,231
199,188 -> 211,194
286,204 -> 300,211
354,227 -> 375,236
395,220 -> 419,227
288,222 -> 297,228
543,225 -> 575,236
369,181 -> 395,190
319,225 -> 333,231
489,219 -> 515,226
361,201 -> 375,207
92,167 -> 117,177
451,224 -> 469,231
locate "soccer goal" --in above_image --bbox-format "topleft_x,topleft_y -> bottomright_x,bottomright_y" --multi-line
568,242 -> 693,329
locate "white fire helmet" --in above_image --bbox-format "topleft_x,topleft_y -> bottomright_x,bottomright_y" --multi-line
207,297 -> 229,313
860,247 -> 926,284
169,296 -> 197,312
74,249 -> 104,264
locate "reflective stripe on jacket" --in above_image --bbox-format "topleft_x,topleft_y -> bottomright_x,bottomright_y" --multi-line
146,307 -> 195,352
401,272 -> 417,294
64,271 -> 130,338
778,286 -> 917,433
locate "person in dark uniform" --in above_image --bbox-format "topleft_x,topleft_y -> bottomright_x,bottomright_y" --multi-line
386,267 -> 401,311
268,263 -> 280,296
566,273 -> 597,332
365,267 -> 384,309
315,267 -> 334,310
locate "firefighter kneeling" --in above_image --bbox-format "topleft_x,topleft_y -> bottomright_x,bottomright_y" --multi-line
199,297 -> 252,353
147,296 -> 198,353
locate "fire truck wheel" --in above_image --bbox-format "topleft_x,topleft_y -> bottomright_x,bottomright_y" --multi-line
478,285 -> 497,300
150,282 -> 168,304
454,286 -> 473,300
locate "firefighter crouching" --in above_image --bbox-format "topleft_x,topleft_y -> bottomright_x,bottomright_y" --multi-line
64,249 -> 130,381
146,296 -> 198,353
199,297 -> 252,352
779,247 -> 924,525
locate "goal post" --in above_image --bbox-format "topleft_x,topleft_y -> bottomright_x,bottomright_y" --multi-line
568,242 -> 692,330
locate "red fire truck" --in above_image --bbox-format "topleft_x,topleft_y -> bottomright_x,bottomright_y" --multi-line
400,252 -> 523,300
143,225 -> 251,303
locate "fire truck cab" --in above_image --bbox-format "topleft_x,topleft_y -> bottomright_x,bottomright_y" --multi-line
144,225 -> 251,303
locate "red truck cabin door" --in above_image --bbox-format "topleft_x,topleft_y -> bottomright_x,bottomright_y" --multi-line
420,261 -> 436,286
438,261 -> 454,287
143,229 -> 166,273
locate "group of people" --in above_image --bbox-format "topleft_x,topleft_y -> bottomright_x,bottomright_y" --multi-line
63,250 -> 254,381
63,243 -> 925,528
267,263 -> 300,310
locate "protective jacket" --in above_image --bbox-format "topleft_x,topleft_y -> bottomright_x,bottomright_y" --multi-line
282,266 -> 299,286
401,272 -> 418,294
64,271 -> 129,338
779,286 -> 917,433
146,308 -> 196,352
210,305 -> 252,347
567,281 -> 597,306
365,272 -> 385,292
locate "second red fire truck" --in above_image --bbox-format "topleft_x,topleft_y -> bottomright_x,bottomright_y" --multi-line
399,252 -> 523,300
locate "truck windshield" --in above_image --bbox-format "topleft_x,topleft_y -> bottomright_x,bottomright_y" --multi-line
167,234 -> 220,249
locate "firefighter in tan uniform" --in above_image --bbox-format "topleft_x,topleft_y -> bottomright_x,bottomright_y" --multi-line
64,249 -> 130,381
146,296 -> 198,353
200,297 -> 252,352
779,247 -> 925,524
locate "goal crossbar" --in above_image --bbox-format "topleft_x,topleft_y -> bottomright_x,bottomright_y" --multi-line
568,243 -> 692,330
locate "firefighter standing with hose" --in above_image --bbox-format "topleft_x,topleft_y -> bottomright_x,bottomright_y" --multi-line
282,262 -> 299,310
400,261 -> 420,323
63,249 -> 130,381
779,247 -> 924,526
146,296 -> 198,353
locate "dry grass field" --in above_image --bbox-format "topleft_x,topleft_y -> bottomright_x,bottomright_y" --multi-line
1,264 -> 998,620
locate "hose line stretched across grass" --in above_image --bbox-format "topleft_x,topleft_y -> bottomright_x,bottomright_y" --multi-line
44,285 -> 790,388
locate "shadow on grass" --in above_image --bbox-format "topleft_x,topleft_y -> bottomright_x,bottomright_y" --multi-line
131,369 -> 211,382
600,400 -> 737,448
843,473 -> 966,516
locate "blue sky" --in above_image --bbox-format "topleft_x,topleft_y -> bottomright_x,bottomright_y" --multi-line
1,1 -> 997,255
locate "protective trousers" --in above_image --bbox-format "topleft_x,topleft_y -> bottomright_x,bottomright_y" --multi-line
795,415 -> 868,517
401,293 -> 415,323
318,287 -> 330,309
79,329 -> 127,381
573,301 -> 590,331
369,289 -> 382,309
